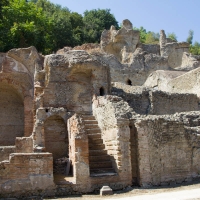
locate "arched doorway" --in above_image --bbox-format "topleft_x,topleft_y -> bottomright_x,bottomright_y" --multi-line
100,87 -> 105,96
44,115 -> 68,160
0,84 -> 24,146
127,79 -> 132,86
44,115 -> 70,178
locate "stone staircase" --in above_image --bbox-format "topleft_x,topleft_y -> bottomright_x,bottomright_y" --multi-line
82,115 -> 116,177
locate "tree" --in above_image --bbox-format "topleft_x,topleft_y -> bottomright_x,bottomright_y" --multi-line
145,32 -> 159,44
167,32 -> 177,41
83,9 -> 119,43
186,30 -> 194,44
0,1 -> 119,53
134,26 -> 147,43
190,42 -> 200,55
0,0 -> 50,52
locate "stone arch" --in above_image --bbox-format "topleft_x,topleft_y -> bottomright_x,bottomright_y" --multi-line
0,84 -> 24,145
0,74 -> 34,137
44,115 -> 68,160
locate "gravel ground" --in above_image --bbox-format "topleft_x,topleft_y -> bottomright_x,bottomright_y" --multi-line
45,181 -> 200,200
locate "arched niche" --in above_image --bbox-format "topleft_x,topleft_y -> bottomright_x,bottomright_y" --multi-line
44,115 -> 68,160
127,79 -> 132,86
0,84 -> 24,145
100,87 -> 105,96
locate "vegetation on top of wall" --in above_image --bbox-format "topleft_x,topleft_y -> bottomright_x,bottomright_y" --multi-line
0,0 -> 118,54
0,0 -> 200,55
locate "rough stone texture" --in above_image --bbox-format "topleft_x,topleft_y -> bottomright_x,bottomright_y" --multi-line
15,137 -> 33,153
0,146 -> 16,162
91,51 -> 170,86
144,70 -> 186,90
42,50 -> 110,113
67,114 -> 90,190
111,83 -> 199,115
159,30 -> 200,71
137,44 -> 160,55
134,112 -> 200,186
0,153 -> 55,198
149,91 -> 200,115
101,19 -> 140,63
167,67 -> 200,97
93,96 -> 134,185
2,19 -> 200,198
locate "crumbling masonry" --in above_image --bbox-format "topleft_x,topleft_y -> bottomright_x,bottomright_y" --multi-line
1,19 -> 200,198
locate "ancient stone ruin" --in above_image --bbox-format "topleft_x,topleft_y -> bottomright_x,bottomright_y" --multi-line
1,19 -> 200,198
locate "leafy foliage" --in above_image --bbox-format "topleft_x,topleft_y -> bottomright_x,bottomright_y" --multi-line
186,30 -> 194,45
1,0 -> 200,56
190,42 -> 200,55
167,32 -> 177,41
134,27 -> 159,44
83,9 -> 119,43
0,0 -> 118,54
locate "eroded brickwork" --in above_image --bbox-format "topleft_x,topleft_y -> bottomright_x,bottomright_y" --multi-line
134,114 -> 200,186
1,19 -> 200,198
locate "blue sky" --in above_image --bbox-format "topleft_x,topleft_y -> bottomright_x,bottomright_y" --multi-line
50,0 -> 200,43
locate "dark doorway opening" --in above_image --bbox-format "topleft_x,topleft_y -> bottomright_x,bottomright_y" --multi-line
127,79 -> 132,86
100,87 -> 105,96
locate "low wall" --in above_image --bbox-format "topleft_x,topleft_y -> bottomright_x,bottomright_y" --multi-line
0,146 -> 15,162
0,153 -> 55,198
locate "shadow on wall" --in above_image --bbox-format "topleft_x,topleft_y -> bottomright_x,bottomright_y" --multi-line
44,115 -> 72,177
0,83 -> 24,146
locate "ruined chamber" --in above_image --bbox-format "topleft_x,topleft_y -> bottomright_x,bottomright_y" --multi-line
1,19 -> 200,198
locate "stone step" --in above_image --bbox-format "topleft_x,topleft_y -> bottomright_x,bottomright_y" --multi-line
82,115 -> 96,120
85,124 -> 99,129
90,168 -> 115,174
89,149 -> 108,156
90,172 -> 117,177
88,134 -> 102,140
89,155 -> 111,162
84,120 -> 98,125
89,138 -> 103,144
90,161 -> 113,169
87,128 -> 101,134
89,143 -> 105,150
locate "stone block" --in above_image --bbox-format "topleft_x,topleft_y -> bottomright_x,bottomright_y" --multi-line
100,186 -> 113,196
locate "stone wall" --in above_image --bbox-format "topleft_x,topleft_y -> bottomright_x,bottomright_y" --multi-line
0,153 -> 55,198
167,67 -> 200,97
149,91 -> 200,115
42,51 -> 110,114
111,83 -> 150,115
134,112 -> 200,186
93,96 -> 134,185
0,84 -> 24,145
138,44 -> 160,55
112,83 -> 199,115
67,114 -> 90,190
0,146 -> 15,162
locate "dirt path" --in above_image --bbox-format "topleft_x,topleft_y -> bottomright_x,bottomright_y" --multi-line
47,182 -> 200,200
